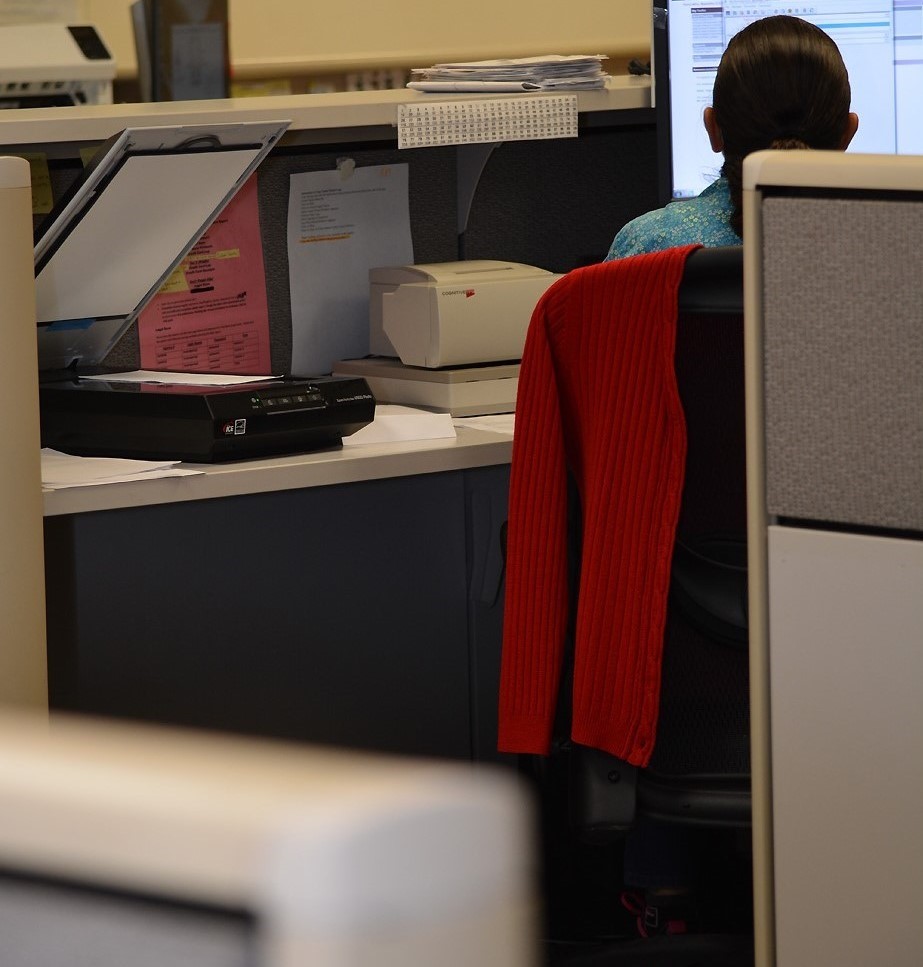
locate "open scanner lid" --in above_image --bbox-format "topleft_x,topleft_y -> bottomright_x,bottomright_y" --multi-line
34,119 -> 289,372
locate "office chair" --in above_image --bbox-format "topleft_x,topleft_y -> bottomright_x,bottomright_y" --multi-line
501,246 -> 751,963
570,245 -> 750,837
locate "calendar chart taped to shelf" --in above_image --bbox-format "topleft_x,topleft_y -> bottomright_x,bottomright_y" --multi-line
397,95 -> 578,149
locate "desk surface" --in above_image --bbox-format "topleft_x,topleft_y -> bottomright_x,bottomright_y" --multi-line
42,425 -> 513,518
0,76 -> 650,149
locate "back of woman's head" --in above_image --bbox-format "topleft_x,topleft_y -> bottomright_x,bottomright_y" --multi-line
713,15 -> 852,234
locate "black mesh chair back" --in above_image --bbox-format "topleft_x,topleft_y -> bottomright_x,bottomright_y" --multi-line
570,246 -> 751,835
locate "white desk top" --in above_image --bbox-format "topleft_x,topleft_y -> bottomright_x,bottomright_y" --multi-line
42,425 -> 513,517
0,76 -> 650,149
20,81 -> 624,517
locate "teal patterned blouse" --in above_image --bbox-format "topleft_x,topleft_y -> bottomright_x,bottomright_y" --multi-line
605,177 -> 741,260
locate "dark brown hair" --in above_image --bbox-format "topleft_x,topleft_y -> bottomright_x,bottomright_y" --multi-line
713,15 -> 852,236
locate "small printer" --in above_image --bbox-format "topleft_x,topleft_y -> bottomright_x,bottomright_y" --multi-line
369,260 -> 561,368
0,24 -> 115,108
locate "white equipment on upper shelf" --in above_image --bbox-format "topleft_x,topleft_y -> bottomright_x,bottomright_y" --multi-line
0,23 -> 115,108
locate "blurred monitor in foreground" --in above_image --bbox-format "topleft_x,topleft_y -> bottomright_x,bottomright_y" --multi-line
0,712 -> 536,967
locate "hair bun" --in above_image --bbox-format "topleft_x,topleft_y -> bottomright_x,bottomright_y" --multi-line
770,136 -> 810,150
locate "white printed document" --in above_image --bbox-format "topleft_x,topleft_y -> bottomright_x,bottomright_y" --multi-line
287,164 -> 414,376
82,371 -> 278,386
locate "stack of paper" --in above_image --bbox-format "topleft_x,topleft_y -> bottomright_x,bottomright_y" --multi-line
407,55 -> 609,93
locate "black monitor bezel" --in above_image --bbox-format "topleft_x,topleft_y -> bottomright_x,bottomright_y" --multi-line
653,0 -> 674,207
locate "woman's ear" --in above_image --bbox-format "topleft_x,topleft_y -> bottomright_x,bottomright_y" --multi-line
840,112 -> 859,150
704,107 -> 724,153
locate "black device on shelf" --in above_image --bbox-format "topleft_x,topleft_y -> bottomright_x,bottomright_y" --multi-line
34,120 -> 375,461
39,376 -> 374,463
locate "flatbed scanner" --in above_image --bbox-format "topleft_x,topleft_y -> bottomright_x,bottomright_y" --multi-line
36,122 -> 374,462
41,377 -> 373,463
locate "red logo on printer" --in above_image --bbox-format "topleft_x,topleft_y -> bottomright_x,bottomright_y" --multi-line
465,289 -> 475,298
221,419 -> 247,436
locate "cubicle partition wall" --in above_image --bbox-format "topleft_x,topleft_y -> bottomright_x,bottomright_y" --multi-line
0,157 -> 47,710
34,102 -> 656,378
101,142 -> 459,376
1,85 -> 656,761
742,151 -> 923,967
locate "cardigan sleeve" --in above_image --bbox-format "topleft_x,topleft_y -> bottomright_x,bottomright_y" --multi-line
497,248 -> 698,765
565,251 -> 693,766
496,287 -> 570,755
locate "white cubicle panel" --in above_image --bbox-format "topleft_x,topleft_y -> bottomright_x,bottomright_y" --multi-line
767,526 -> 923,967
0,711 -> 536,967
743,150 -> 923,967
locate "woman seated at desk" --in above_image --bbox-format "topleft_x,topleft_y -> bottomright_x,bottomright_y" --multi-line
601,13 -> 859,935
606,14 -> 858,260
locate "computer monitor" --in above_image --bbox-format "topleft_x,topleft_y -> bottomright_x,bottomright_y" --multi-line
653,0 -> 923,203
0,712 -> 534,967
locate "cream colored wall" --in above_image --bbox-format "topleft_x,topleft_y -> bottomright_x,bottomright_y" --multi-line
83,0 -> 650,80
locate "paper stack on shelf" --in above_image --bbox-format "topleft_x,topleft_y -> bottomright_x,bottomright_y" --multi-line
407,54 -> 609,93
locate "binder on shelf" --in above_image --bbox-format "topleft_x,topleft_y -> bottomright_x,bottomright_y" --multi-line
131,0 -> 229,102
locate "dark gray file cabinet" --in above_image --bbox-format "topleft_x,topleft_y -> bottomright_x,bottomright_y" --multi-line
44,464 -> 511,762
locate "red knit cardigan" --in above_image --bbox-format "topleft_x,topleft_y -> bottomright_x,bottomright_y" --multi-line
497,245 -> 699,767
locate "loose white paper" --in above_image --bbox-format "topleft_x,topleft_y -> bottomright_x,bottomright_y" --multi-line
397,96 -> 578,149
453,413 -> 515,435
82,370 -> 279,386
41,448 -> 203,489
287,164 -> 413,377
342,404 -> 456,446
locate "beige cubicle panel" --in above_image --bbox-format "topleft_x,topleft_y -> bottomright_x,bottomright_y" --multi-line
743,150 -> 923,967
0,156 -> 46,710
83,0 -> 651,81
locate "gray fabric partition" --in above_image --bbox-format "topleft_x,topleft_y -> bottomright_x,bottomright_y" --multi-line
464,124 -> 659,271
256,145 -> 459,374
0,875 -> 255,967
75,121 -> 659,374
762,195 -> 923,532
104,144 -> 460,374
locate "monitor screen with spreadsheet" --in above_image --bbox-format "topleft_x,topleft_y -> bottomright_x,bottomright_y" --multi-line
653,0 -> 923,203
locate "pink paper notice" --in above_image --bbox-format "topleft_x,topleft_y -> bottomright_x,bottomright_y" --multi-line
138,173 -> 272,374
